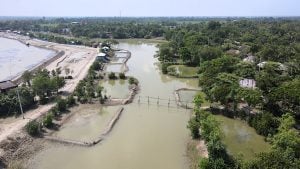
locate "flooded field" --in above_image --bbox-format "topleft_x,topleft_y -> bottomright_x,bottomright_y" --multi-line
53,105 -> 121,141
99,80 -> 130,99
106,64 -> 125,73
0,37 -> 55,81
215,115 -> 271,160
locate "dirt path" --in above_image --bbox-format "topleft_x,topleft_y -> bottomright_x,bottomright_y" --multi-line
0,35 -> 97,151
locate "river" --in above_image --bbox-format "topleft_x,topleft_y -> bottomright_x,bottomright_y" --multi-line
0,37 -> 55,81
28,42 -> 269,168
29,43 -> 197,169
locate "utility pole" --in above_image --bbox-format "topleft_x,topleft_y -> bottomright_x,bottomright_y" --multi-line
16,88 -> 25,119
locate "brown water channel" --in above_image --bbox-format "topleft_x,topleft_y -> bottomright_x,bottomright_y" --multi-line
29,43 -> 197,169
29,43 -> 269,169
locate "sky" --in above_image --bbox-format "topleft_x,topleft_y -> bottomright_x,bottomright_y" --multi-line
0,0 -> 299,17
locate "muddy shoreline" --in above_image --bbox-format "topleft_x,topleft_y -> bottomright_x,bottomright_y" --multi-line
0,44 -> 137,168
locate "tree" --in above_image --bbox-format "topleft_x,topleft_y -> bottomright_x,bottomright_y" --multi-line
193,93 -> 203,109
271,79 -> 300,115
66,95 -> 76,107
187,118 -> 200,139
56,97 -> 67,112
25,120 -> 40,136
51,76 -> 65,93
272,114 -> 300,158
179,47 -> 191,62
234,62 -> 256,79
108,72 -> 117,79
209,73 -> 240,109
119,73 -> 126,79
255,62 -> 287,94
237,88 -> 263,107
158,43 -> 173,62
22,70 -> 32,86
31,74 -> 53,97
249,112 -> 279,136
43,113 -> 53,128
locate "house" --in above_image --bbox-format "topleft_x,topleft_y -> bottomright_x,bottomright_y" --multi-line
96,53 -> 110,63
239,78 -> 256,89
257,61 -> 287,71
0,80 -> 17,93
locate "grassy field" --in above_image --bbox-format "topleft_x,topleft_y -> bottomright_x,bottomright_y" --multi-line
167,65 -> 199,78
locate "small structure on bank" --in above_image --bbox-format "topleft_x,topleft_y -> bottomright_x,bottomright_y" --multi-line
239,78 -> 256,89
96,53 -> 110,63
257,61 -> 287,71
0,80 -> 17,93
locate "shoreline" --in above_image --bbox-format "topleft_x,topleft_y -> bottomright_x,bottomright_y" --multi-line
0,33 -> 98,166
0,33 -> 62,84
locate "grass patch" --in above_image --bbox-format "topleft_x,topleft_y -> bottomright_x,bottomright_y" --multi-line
196,91 -> 211,107
167,65 -> 198,78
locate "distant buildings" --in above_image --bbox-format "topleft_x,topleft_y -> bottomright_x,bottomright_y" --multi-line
257,61 -> 287,70
0,80 -> 17,93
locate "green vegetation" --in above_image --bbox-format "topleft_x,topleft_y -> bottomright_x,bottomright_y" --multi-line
0,87 -> 35,117
42,113 -> 53,128
119,73 -> 126,79
108,72 -> 117,79
128,77 -> 139,85
56,97 -> 67,112
25,120 -> 40,136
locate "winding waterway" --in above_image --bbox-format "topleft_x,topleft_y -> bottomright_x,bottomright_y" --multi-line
28,42 -> 269,168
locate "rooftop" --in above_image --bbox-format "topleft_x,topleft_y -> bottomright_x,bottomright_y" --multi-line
0,80 -> 17,90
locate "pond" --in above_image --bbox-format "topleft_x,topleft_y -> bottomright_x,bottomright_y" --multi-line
99,80 -> 130,99
53,105 -> 121,141
214,115 -> 271,160
0,37 -> 55,81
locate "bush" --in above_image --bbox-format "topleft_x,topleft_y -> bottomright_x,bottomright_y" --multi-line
25,120 -> 40,136
187,118 -> 200,139
161,63 -> 169,74
56,98 -> 67,112
50,106 -> 59,117
108,72 -> 117,79
43,113 -> 53,128
119,73 -> 126,79
66,95 -> 76,107
128,77 -> 139,85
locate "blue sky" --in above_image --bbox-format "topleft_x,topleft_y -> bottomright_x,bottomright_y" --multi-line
0,0 -> 299,17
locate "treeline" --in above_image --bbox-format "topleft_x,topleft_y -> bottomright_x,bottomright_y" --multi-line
159,19 -> 299,64
158,19 -> 300,168
0,18 -> 166,39
158,20 -> 300,119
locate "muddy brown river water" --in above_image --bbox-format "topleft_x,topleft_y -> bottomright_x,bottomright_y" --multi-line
28,43 -> 269,169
